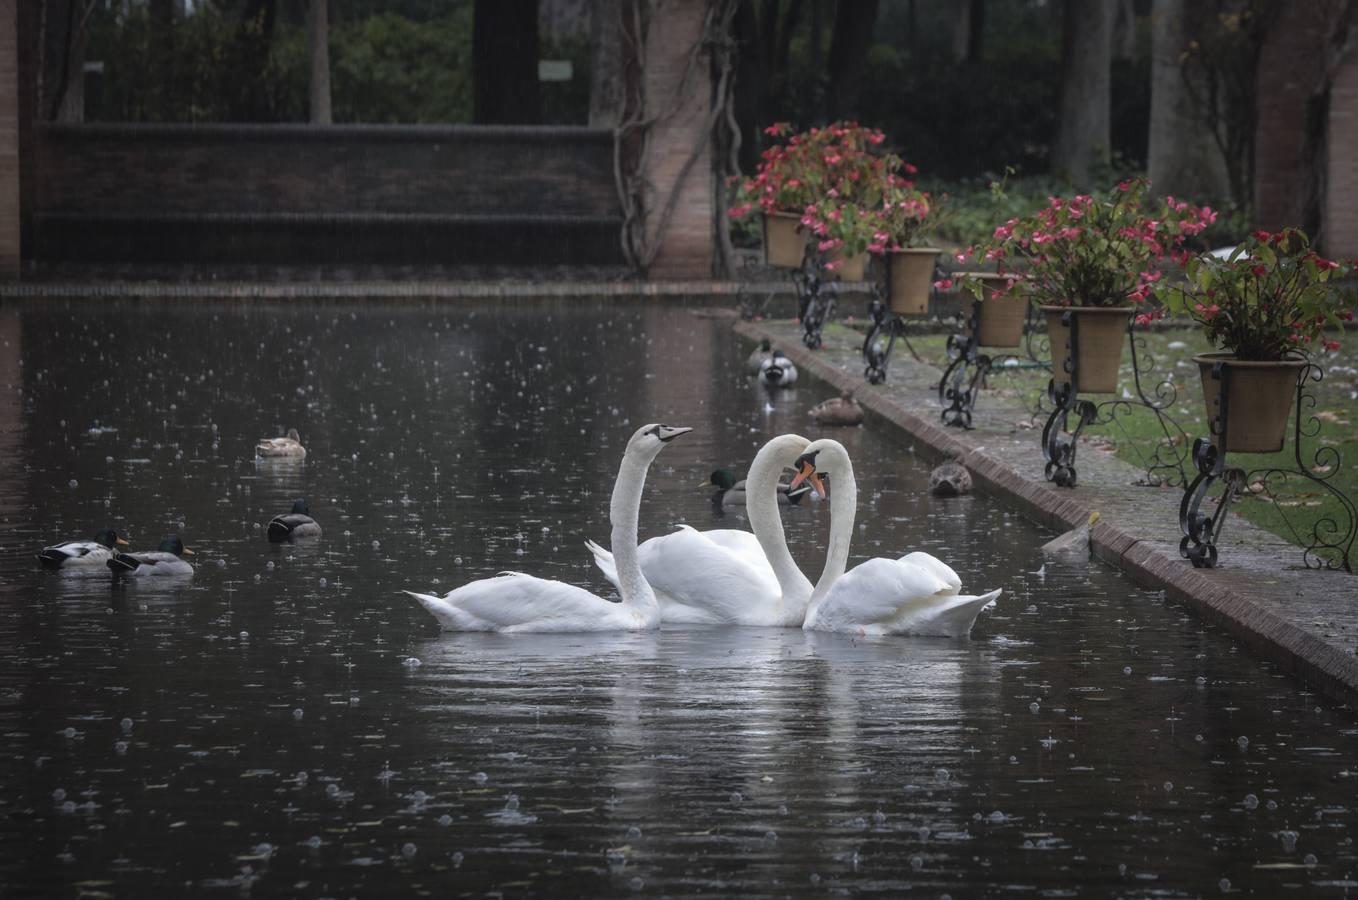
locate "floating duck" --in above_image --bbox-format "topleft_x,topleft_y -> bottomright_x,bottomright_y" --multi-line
37,528 -> 129,572
268,499 -> 322,542
706,468 -> 811,506
809,393 -> 864,426
929,458 -> 973,497
257,428 -> 306,459
108,535 -> 195,577
746,338 -> 774,375
758,351 -> 798,388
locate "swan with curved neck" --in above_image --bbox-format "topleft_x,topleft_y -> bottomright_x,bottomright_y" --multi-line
407,423 -> 690,632
586,434 -> 814,626
791,438 -> 1000,637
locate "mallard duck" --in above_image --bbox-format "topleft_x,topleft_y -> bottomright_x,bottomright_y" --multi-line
108,535 -> 195,577
37,528 -> 129,572
746,338 -> 774,375
256,428 -> 306,459
706,469 -> 811,506
758,351 -> 798,388
809,393 -> 864,426
268,499 -> 322,542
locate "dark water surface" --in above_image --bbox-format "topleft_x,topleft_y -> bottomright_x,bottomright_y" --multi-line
1,300 -> 1356,898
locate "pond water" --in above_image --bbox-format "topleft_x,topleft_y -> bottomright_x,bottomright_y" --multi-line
2,300 -> 1356,898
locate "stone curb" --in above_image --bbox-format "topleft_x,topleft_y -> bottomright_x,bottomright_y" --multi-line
734,319 -> 1358,708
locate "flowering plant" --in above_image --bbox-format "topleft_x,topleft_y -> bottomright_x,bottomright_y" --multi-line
802,196 -> 879,266
964,178 -> 1216,309
727,121 -> 889,220
867,170 -> 941,253
1154,228 -> 1357,361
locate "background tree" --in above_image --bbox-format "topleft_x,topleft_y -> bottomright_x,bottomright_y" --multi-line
472,0 -> 541,124
823,0 -> 880,120
1051,0 -> 1114,187
588,0 -> 623,128
308,0 -> 332,124
1147,0 -> 1230,202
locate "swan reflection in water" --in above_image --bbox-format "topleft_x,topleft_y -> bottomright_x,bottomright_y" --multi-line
407,625 -> 1003,874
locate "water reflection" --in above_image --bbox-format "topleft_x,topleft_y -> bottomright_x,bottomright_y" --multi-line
0,300 -> 1355,897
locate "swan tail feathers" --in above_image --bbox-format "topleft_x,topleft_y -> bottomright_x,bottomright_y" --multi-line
405,589 -> 478,630
930,588 -> 1001,638
584,539 -> 622,589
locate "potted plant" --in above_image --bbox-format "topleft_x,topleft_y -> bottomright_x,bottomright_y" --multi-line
868,167 -> 944,314
955,272 -> 1028,347
729,122 -> 893,272
969,179 -> 1216,392
1155,228 -> 1357,452
802,195 -> 878,282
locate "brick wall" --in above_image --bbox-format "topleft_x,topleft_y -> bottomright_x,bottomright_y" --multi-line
31,123 -> 625,265
642,0 -> 713,280
1328,53 -> 1358,259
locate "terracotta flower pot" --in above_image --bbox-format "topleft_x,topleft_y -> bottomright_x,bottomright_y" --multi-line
885,248 -> 941,315
825,249 -> 868,282
962,273 -> 1026,347
1042,305 -> 1132,394
1194,353 -> 1307,453
763,212 -> 807,269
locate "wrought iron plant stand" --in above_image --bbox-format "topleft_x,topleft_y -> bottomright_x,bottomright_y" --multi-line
1179,357 -> 1356,571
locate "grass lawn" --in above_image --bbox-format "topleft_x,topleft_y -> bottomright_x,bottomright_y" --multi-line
879,321 -> 1358,567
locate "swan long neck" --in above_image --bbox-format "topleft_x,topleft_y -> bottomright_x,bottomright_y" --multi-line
745,435 -> 814,611
610,451 -> 660,619
807,442 -> 857,620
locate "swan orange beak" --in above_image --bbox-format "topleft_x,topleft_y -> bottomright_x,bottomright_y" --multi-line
789,461 -> 827,499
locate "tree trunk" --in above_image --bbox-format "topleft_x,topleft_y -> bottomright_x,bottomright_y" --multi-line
148,0 -> 173,120
1051,0 -> 1114,188
588,0 -> 622,128
473,0 -> 542,125
1147,0 -> 1230,200
733,0 -> 765,172
1111,0 -> 1137,60
824,0 -> 879,120
307,0 -> 331,124
966,0 -> 986,62
227,0 -> 277,121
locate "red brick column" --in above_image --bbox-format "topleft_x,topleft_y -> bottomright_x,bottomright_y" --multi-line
0,0 -> 17,277
642,0 -> 713,280
1327,53 -> 1358,260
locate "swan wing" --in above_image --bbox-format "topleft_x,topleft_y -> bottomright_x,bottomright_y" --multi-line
636,527 -> 780,623
807,557 -> 953,632
587,527 -> 778,597
897,551 -> 962,595
406,573 -> 631,633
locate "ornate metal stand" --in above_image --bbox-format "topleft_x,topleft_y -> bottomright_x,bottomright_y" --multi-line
795,251 -> 839,349
1041,312 -> 1193,488
1179,358 -> 1356,571
861,286 -> 925,385
935,299 -> 1047,429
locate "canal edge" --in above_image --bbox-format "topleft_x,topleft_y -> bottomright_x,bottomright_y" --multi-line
733,319 -> 1358,709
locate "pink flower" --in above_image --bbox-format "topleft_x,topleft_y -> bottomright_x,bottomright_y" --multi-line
1325,340 -> 1342,352
933,278 -> 954,290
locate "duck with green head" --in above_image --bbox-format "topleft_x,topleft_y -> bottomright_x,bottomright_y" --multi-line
108,535 -> 195,577
706,468 -> 811,507
268,499 -> 322,542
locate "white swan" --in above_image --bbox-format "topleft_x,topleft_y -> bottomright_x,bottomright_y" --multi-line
790,438 -> 1000,637
586,434 -> 814,626
406,423 -> 690,633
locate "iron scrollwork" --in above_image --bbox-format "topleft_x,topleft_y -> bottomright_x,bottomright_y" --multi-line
1180,358 -> 1356,571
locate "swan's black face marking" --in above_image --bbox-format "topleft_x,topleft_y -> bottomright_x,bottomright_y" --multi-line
651,424 -> 692,443
789,450 -> 827,499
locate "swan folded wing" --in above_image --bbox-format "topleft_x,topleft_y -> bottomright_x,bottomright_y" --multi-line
810,557 -> 954,631
898,551 -> 962,594
658,527 -> 778,589
409,574 -> 625,632
638,527 -> 777,622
